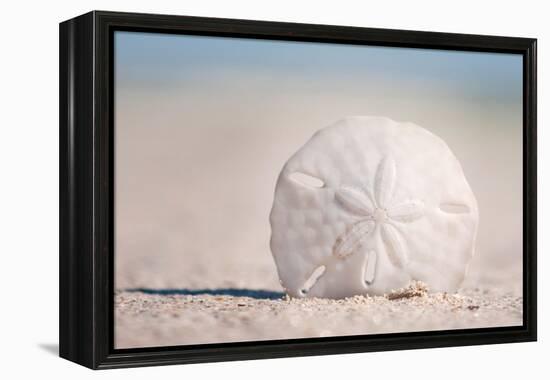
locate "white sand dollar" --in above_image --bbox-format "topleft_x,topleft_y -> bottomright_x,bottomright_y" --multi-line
270,116 -> 478,298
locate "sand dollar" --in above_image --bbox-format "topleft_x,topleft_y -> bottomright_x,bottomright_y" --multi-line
269,116 -> 478,298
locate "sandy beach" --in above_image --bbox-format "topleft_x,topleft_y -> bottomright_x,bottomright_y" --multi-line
113,144 -> 523,349
113,105 -> 523,349
115,283 -> 522,348
113,118 -> 523,348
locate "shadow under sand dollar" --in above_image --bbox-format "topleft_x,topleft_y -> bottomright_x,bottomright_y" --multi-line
124,288 -> 285,300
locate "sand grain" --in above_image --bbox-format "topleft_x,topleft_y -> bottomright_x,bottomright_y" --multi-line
115,284 -> 522,348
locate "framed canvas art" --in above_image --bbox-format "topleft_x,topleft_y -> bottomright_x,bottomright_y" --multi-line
59,11 -> 537,369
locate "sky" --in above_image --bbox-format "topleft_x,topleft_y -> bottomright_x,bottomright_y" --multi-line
115,31 -> 521,106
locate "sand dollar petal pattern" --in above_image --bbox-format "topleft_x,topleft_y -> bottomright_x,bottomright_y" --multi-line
374,156 -> 397,208
335,185 -> 375,216
388,200 -> 425,222
380,223 -> 408,269
270,116 -> 479,298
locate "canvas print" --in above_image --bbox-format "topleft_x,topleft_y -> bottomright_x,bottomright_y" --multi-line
114,31 -> 523,348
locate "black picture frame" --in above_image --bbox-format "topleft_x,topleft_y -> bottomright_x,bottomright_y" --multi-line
59,10 -> 537,369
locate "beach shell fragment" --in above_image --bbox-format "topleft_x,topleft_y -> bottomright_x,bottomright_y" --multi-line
269,116 -> 478,298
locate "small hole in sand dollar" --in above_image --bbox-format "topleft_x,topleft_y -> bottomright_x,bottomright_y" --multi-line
289,172 -> 325,188
299,265 -> 326,295
364,250 -> 377,285
439,203 -> 470,214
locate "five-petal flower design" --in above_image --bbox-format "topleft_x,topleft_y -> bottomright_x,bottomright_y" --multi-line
333,156 -> 425,280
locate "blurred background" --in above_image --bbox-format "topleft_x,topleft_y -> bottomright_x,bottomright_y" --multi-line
114,31 -> 523,296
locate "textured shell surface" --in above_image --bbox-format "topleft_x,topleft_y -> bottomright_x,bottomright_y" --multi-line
269,116 -> 479,298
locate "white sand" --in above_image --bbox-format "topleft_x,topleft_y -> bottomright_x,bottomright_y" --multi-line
115,282 -> 522,348
113,120 -> 523,348
114,79 -> 523,349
